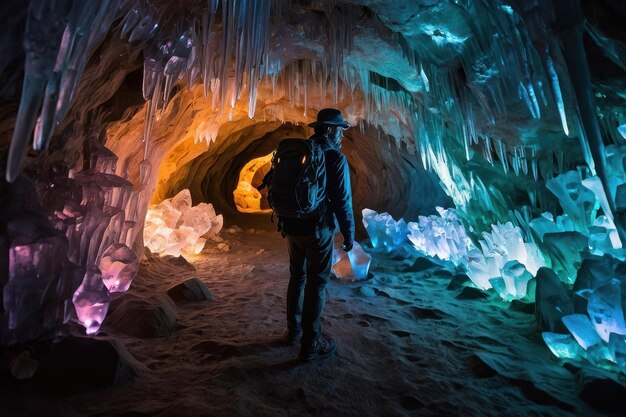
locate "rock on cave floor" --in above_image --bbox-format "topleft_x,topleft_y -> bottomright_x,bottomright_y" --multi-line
1,228 -> 620,417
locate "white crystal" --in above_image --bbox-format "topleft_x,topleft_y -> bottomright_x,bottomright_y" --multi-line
143,189 -> 223,259
332,239 -> 371,282
362,209 -> 408,253
406,207 -> 470,264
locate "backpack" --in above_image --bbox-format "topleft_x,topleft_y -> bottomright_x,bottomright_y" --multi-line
258,138 -> 326,219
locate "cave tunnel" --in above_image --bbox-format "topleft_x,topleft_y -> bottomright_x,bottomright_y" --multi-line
2,0 -> 626,416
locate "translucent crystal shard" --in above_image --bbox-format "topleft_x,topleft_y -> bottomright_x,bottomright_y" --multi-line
542,332 -> 584,360
332,239 -> 371,282
170,189 -> 193,212
582,279 -> 626,343
98,243 -> 138,293
489,260 -> 533,301
348,242 -> 371,281
608,333 -> 626,374
72,267 -> 110,335
562,314 -> 603,350
6,0 -> 69,182
546,171 -> 597,231
362,209 -> 408,253
467,248 -> 500,290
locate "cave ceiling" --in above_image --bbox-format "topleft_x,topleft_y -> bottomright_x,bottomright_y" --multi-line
0,0 -> 625,229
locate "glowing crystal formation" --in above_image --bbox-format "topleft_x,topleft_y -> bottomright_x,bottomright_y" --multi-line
406,207 -> 470,265
546,171 -> 597,232
580,279 -> 626,343
489,260 -> 534,302
362,209 -> 408,253
72,267 -> 110,335
144,189 -> 223,259
542,332 -> 584,360
466,222 -> 546,299
332,240 -> 371,282
562,314 -> 603,351
98,243 -> 139,293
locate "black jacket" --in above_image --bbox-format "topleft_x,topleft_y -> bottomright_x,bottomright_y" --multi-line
280,134 -> 355,244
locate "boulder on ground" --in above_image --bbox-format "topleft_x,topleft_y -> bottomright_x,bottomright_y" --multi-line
106,294 -> 178,338
167,278 -> 213,304
33,336 -> 144,393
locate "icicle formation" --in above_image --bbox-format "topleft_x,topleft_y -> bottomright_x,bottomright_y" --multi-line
124,0 -> 274,149
7,0 -> 124,182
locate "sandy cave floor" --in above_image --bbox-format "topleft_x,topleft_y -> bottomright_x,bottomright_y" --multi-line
1,228 -> 621,417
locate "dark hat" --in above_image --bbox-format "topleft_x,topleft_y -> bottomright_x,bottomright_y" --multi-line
308,108 -> 351,128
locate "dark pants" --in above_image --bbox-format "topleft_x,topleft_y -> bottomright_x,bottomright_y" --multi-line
286,228 -> 334,347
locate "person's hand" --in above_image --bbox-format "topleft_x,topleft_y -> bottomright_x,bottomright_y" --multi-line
341,241 -> 353,252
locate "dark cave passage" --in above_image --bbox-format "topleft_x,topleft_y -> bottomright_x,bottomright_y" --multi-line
153,121 -> 452,233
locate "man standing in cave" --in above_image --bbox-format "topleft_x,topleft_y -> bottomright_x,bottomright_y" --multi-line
271,108 -> 355,362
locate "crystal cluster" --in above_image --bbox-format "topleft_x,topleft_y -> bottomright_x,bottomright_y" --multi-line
543,279 -> 626,373
406,207 -> 471,265
545,171 -> 598,232
39,141 -> 148,335
144,189 -> 223,259
466,222 -> 546,300
362,209 -> 408,253
4,207 -> 80,344
2,138 -> 148,340
332,240 -> 372,282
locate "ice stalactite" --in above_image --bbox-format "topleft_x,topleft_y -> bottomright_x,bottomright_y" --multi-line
6,0 -> 68,183
543,50 -> 570,136
7,0 -> 123,182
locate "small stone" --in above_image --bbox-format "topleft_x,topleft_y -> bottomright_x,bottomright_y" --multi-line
256,249 -> 265,255
9,352 -> 39,380
106,295 -> 178,338
359,286 -> 376,297
218,243 -> 230,252
405,257 -> 439,272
